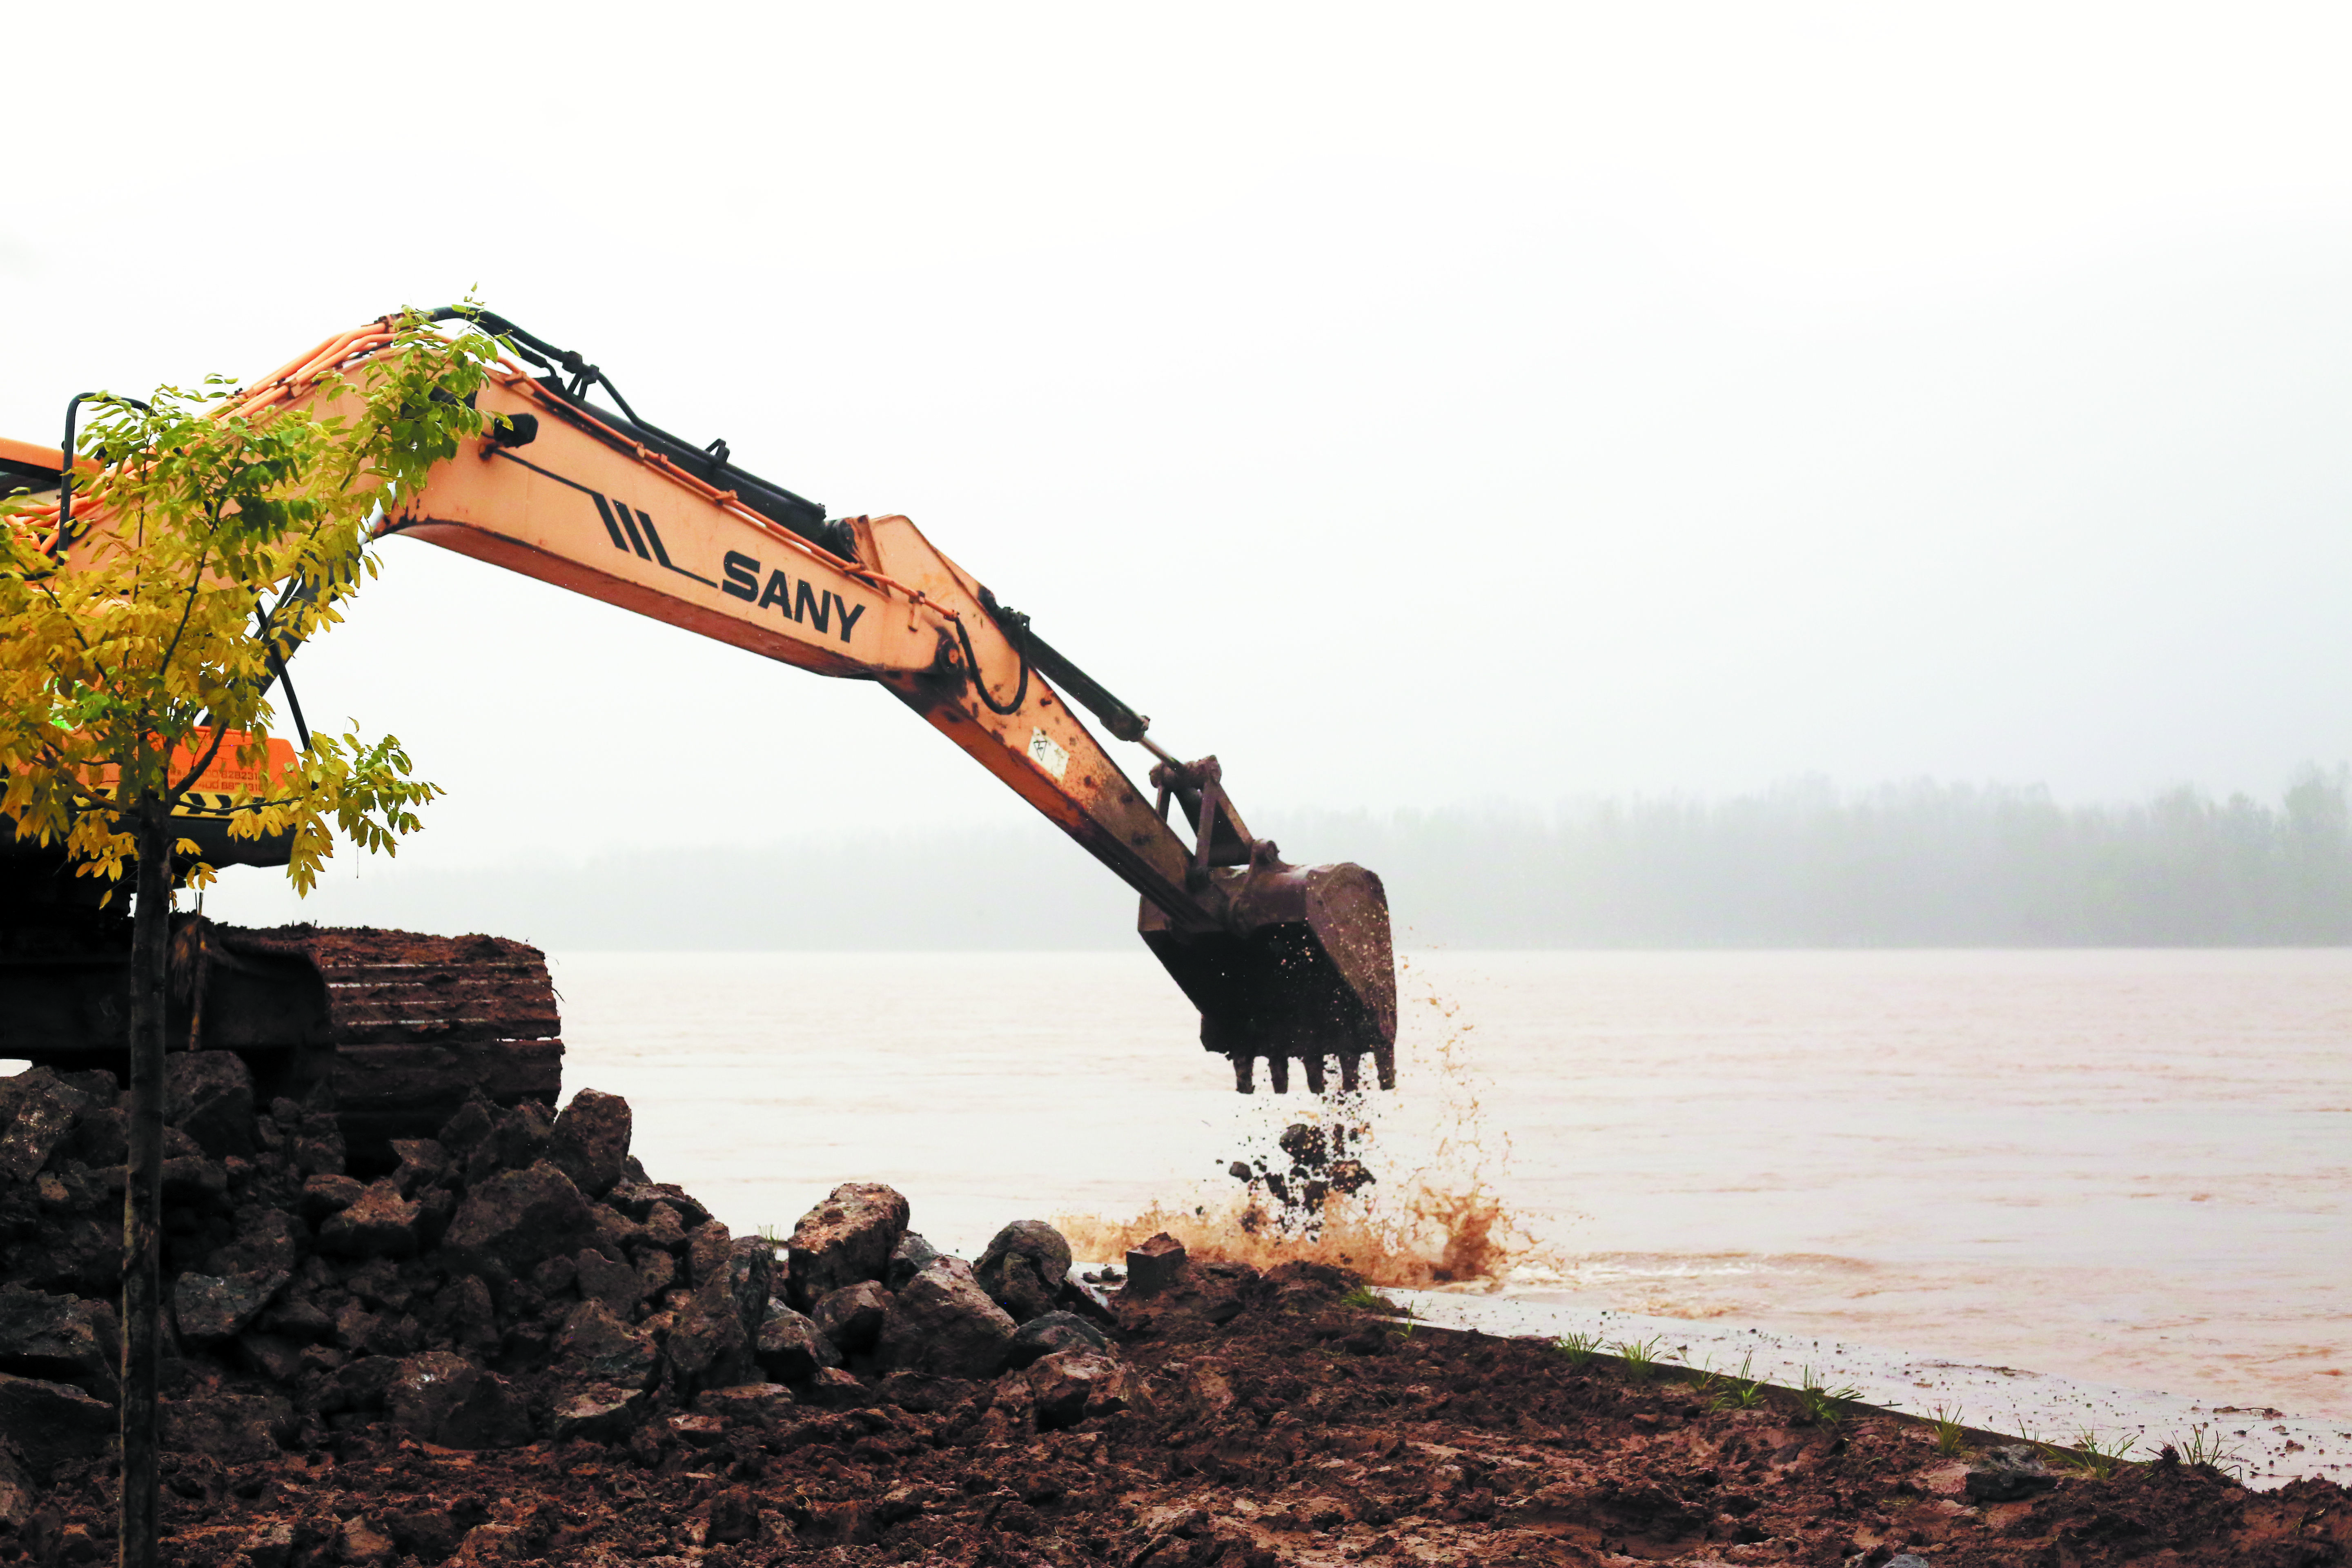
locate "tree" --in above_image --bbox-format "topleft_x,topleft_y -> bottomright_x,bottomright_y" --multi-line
0,311 -> 499,1568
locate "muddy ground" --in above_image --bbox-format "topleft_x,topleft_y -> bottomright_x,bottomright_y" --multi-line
16,1274 -> 2343,1568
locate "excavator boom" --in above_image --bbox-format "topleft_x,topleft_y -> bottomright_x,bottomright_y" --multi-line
2,311 -> 1397,1096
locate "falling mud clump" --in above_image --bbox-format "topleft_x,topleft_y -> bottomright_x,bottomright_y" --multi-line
0,1061 -> 2337,1566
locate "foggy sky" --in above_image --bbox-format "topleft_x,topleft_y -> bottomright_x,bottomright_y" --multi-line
8,5 -> 2352,920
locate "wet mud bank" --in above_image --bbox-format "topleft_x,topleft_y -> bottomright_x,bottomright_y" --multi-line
0,1063 -> 2343,1566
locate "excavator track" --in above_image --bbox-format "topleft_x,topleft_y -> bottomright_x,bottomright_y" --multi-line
201,924 -> 564,1157
0,913 -> 564,1167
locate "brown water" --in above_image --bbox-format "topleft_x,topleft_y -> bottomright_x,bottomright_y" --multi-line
551,947 -> 2352,1422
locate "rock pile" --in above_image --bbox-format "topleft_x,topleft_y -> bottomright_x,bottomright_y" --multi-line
0,1058 -> 1134,1517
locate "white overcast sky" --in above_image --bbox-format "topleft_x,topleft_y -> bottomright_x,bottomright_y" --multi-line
7,3 -> 2352,873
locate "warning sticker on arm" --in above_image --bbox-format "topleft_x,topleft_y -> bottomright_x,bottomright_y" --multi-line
1027,728 -> 1070,779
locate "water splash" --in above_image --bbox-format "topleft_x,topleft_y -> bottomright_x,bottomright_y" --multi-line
1057,955 -> 1554,1288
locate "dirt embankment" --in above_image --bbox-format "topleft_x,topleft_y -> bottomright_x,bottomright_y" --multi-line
0,1060 -> 2342,1567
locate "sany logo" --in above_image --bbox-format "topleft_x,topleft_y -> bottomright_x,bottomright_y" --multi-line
586,492 -> 864,645
720,551 -> 865,644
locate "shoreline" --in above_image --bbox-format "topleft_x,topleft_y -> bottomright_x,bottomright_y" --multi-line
1385,1287 -> 2349,1491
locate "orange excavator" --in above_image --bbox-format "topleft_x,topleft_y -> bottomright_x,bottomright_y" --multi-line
0,310 -> 1396,1144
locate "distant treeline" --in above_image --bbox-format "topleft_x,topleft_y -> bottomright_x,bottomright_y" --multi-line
1282,773 -> 2352,947
210,774 -> 2352,948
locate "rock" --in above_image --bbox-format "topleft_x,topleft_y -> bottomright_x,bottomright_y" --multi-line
1004,1309 -> 1109,1370
237,1333 -> 304,1384
975,1220 -> 1074,1324
784,1182 -> 909,1310
435,1094 -> 495,1160
726,1235 -> 772,1335
1115,1255 -> 1261,1338
686,1219 -> 733,1288
886,1230 -> 940,1290
804,1366 -> 866,1407
707,1486 -> 761,1545
810,1281 -> 890,1354
299,1174 -> 364,1221
241,1520 -> 297,1568
71,1106 -> 126,1167
481,1100 -> 553,1177
0,1448 -> 36,1529
1965,1444 -> 2060,1502
872,1371 -> 975,1414
433,1275 -> 499,1356
695,1383 -> 796,1427
665,1274 -> 753,1392
753,1302 -> 842,1383
205,1206 -> 302,1277
0,1373 -> 115,1471
441,1160 -> 599,1282
165,1051 -> 255,1158
553,1299 -> 660,1390
160,1392 -> 292,1464
0,1071 -> 90,1183
387,1138 -> 450,1196
573,1247 -> 645,1317
1029,1348 -> 1129,1430
383,1508 -> 476,1566
387,1352 -> 532,1450
548,1089 -> 630,1198
336,1517 -> 398,1568
666,1413 -> 729,1448
549,1385 -> 652,1443
162,1152 -> 228,1201
875,1257 -> 1016,1379
172,1270 -> 290,1346
606,1180 -> 710,1229
0,1285 -> 121,1398
317,1179 -> 420,1257
1124,1232 -> 1187,1295
641,1204 -> 688,1252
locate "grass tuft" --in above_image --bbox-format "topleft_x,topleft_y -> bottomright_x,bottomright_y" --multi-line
2063,1427 -> 2140,1480
1552,1331 -> 1603,1368
2169,1424 -> 2243,1479
1794,1365 -> 1860,1425
1927,1404 -> 1969,1457
1614,1335 -> 1666,1383
1708,1352 -> 1768,1411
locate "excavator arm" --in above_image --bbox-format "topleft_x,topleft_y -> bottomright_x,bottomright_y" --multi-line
6,312 -> 1397,1095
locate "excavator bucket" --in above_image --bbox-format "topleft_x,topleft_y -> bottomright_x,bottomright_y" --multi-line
1140,860 -> 1398,1094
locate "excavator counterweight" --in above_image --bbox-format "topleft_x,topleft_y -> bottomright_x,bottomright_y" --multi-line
0,309 -> 1398,1115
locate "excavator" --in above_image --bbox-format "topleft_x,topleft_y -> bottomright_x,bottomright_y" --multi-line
0,310 -> 1396,1156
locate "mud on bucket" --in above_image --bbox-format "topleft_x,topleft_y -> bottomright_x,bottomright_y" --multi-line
1139,860 -> 1398,1094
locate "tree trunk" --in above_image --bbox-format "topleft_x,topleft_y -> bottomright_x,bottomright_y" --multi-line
120,807 -> 169,1568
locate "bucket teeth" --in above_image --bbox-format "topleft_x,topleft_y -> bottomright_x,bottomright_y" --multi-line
1339,1053 -> 1361,1091
1267,1054 -> 1291,1094
1301,1054 -> 1327,1094
1374,1042 -> 1396,1091
1233,1054 -> 1255,1094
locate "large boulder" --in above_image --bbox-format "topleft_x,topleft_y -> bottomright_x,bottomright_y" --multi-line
549,1385 -> 651,1444
809,1281 -> 889,1354
973,1221 -> 1073,1324
752,1303 -> 841,1383
0,1373 -> 114,1472
548,1089 -> 630,1198
387,1352 -> 532,1450
440,1161 -> 599,1282
0,1285 -> 120,1399
552,1300 -> 659,1390
784,1183 -> 908,1310
172,1271 -> 289,1347
1004,1310 -> 1109,1370
165,1051 -> 255,1159
0,1071 -> 90,1183
317,1180 -> 420,1258
875,1258 -> 1016,1379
